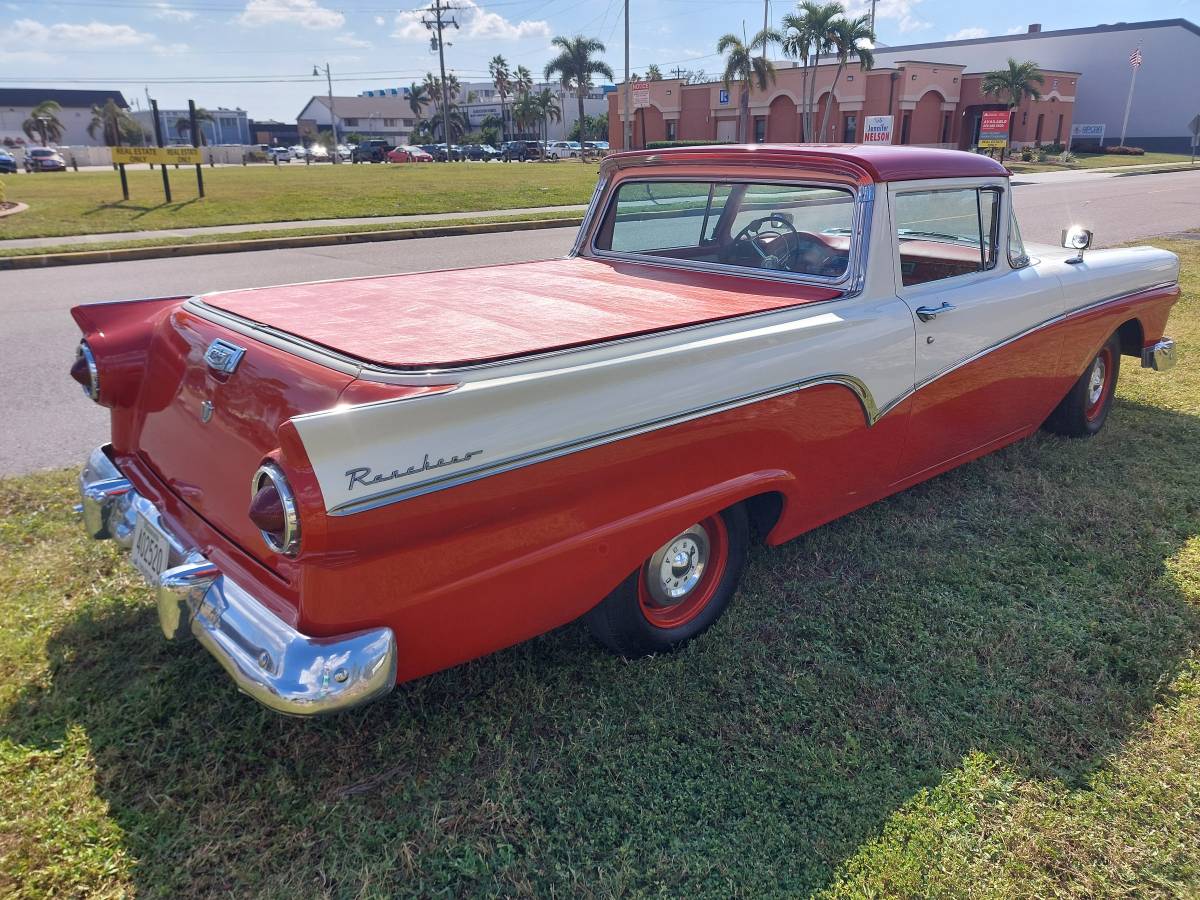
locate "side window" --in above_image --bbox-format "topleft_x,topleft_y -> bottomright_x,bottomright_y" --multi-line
605,182 -> 715,252
1009,207 -> 1029,268
894,187 -> 1001,287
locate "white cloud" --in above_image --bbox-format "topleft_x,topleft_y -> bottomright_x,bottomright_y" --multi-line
12,17 -> 155,47
945,27 -> 988,40
152,41 -> 190,55
237,0 -> 344,30
335,32 -> 372,48
393,0 -> 549,42
374,15 -> 385,26
152,2 -> 195,21
845,0 -> 929,34
1005,26 -> 1025,34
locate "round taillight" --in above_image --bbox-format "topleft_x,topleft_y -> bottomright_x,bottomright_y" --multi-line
250,463 -> 300,556
71,341 -> 99,401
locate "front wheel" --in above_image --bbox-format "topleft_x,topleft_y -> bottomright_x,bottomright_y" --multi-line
585,505 -> 749,657
1044,332 -> 1121,437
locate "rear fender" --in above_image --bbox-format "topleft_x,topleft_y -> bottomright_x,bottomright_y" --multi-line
70,296 -> 188,408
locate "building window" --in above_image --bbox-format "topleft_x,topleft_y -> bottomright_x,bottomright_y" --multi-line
665,120 -> 677,141
343,117 -> 359,126
384,118 -> 397,126
940,112 -> 951,144
1035,113 -> 1044,143
900,113 -> 911,145
754,116 -> 766,143
842,114 -> 857,143
1055,114 -> 1063,144
403,118 -> 415,126
220,117 -> 237,127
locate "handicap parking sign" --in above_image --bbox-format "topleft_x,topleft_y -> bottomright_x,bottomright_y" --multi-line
719,89 -> 729,104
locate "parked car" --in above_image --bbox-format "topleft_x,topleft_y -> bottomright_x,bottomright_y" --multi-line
352,139 -> 392,163
584,140 -> 610,155
335,144 -> 353,162
0,148 -> 16,174
418,143 -> 462,162
463,143 -> 501,161
70,144 -> 1179,715
500,140 -> 542,162
387,146 -> 433,163
545,140 -> 583,159
24,147 -> 66,172
305,144 -> 329,161
265,146 -> 292,162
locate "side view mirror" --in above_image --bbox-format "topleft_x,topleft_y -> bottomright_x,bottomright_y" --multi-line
1061,225 -> 1093,264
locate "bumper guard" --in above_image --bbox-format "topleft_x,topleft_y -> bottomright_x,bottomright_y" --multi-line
78,445 -> 397,716
1141,338 -> 1176,372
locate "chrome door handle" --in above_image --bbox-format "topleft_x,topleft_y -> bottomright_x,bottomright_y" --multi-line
915,302 -> 956,323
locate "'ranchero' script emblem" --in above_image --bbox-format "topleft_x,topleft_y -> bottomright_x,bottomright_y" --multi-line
345,449 -> 483,491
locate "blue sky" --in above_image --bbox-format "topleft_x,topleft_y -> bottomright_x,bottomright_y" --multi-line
3,0 -> 1196,121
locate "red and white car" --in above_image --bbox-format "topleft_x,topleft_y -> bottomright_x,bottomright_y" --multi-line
72,145 -> 1179,715
386,145 -> 433,163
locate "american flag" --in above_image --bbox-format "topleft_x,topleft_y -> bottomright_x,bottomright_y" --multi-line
1129,46 -> 1143,69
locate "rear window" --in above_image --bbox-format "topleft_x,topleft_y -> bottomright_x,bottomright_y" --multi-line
595,179 -> 855,279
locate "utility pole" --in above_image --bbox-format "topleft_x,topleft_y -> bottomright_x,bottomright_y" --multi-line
313,62 -> 340,161
870,0 -> 877,35
423,0 -> 459,156
672,66 -> 686,80
623,0 -> 631,150
762,0 -> 769,55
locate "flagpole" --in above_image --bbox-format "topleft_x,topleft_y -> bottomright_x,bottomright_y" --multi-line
1119,46 -> 1140,146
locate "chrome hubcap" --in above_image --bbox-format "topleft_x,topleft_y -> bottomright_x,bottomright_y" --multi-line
644,524 -> 711,606
1088,356 -> 1107,406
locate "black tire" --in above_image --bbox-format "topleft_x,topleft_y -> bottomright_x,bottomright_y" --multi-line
1044,332 -> 1121,437
585,504 -> 749,657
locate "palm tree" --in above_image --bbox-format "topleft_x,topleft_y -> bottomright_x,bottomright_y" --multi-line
488,55 -> 512,142
173,107 -> 214,145
86,98 -> 136,147
782,1 -> 843,141
646,64 -> 663,81
513,65 -> 535,98
512,91 -> 539,138
22,100 -> 65,147
407,82 -> 430,121
533,88 -> 562,150
982,58 -> 1044,158
544,35 -> 614,152
818,13 -> 875,140
717,30 -> 778,143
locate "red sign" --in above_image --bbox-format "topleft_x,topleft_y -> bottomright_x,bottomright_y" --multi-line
978,110 -> 1010,148
631,81 -> 650,109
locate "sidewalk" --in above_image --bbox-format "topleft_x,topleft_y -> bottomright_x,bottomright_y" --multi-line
0,203 -> 590,251
1008,160 -> 1199,184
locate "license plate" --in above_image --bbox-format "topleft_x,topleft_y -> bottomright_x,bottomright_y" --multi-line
131,513 -> 172,584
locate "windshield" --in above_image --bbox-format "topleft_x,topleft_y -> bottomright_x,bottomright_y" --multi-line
595,179 -> 855,279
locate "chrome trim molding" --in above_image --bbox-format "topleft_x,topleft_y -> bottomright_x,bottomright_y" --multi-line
327,373 -> 878,516
1141,337 -> 1176,371
78,445 -> 397,716
251,462 -> 301,556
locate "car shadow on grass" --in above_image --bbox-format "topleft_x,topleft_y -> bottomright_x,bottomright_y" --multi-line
2,398 -> 1199,897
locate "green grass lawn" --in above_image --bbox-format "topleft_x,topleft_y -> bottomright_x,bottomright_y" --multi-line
1,241 -> 1198,897
0,162 -> 600,240
1009,151 -> 1196,174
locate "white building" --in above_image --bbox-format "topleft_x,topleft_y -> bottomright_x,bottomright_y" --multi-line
297,95 -> 419,145
0,88 -> 130,147
872,18 -> 1200,152
132,107 -> 250,145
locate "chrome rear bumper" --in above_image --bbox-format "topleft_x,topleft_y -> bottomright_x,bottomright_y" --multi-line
78,445 -> 397,716
1141,338 -> 1176,372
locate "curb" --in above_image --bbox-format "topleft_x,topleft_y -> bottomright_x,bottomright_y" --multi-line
0,215 -> 584,270
0,201 -> 29,219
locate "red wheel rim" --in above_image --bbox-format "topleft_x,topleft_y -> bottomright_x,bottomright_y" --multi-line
1084,346 -> 1115,422
637,515 -> 729,630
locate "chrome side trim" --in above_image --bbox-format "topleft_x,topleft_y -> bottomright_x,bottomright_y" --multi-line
328,373 -> 878,516
78,445 -> 398,716
1141,337 -> 1176,372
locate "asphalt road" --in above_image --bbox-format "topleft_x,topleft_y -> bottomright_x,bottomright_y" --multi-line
2,168 -> 1197,478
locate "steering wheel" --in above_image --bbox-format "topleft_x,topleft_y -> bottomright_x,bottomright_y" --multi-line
729,214 -> 799,271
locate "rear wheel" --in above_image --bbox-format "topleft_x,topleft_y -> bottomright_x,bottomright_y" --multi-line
585,505 -> 749,657
1044,332 -> 1121,437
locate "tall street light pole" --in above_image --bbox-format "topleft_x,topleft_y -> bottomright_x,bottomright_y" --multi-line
314,62 -> 340,161
623,0 -> 632,150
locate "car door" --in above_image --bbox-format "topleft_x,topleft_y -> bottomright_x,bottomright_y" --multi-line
889,179 -> 1065,480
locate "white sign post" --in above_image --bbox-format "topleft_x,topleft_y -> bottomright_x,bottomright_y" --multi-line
1189,114 -> 1200,166
631,81 -> 651,110
863,115 -> 893,144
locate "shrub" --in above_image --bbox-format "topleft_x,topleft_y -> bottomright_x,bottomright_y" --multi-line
1035,149 -> 1048,162
644,140 -> 735,149
1021,148 -> 1033,162
0,179 -> 5,204
1041,141 -> 1066,154
1058,150 -> 1076,164
1105,145 -> 1145,155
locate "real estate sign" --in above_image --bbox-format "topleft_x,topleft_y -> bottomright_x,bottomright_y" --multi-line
111,146 -> 202,165
1070,123 -> 1106,142
978,111 -> 1010,149
631,82 -> 651,110
863,116 -> 893,144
